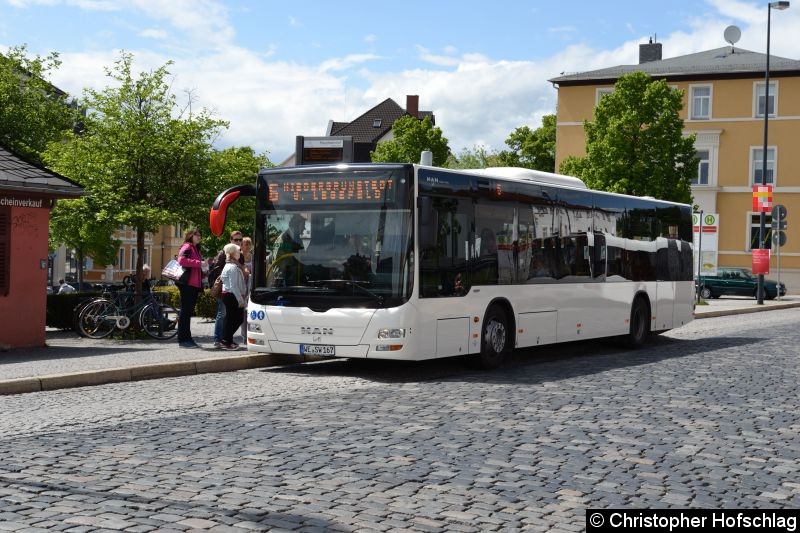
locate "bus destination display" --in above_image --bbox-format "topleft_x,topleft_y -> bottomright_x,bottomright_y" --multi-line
268,176 -> 396,204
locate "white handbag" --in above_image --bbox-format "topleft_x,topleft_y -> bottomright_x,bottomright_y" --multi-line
161,259 -> 185,281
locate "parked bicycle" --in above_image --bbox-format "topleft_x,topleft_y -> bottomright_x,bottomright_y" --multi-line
77,288 -> 179,340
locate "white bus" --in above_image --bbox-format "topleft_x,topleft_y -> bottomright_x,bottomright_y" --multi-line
210,163 -> 694,368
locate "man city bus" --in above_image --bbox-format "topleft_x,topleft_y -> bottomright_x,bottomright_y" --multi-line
209,162 -> 694,369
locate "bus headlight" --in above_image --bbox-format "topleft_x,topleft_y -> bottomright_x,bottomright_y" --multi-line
378,328 -> 406,339
248,322 -> 262,333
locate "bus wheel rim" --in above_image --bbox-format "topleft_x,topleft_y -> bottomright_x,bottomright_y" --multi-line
487,320 -> 505,353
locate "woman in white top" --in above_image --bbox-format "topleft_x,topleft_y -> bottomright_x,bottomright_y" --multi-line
220,243 -> 247,350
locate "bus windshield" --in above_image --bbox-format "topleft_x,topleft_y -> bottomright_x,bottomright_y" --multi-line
252,167 -> 414,310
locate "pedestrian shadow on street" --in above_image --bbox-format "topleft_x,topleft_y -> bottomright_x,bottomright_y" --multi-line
262,334 -> 764,385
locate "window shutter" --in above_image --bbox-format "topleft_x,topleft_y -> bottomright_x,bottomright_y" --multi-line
0,207 -> 10,296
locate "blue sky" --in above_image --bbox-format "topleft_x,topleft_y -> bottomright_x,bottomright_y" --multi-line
2,0 -> 799,161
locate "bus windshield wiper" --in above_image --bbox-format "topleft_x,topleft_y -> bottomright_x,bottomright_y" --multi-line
310,279 -> 385,306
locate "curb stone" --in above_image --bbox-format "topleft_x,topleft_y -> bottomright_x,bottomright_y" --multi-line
0,352 -> 304,396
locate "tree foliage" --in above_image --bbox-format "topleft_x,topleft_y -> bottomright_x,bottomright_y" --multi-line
446,145 -> 507,169
371,115 -> 450,166
45,52 -> 229,297
559,72 -> 695,203
199,146 -> 271,257
500,114 -> 556,172
48,197 -> 120,282
0,44 -> 76,164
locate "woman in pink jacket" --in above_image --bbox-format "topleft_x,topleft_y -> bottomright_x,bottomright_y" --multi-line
176,228 -> 205,348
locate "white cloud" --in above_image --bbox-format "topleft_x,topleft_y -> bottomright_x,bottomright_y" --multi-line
24,0 -> 800,163
548,26 -> 576,34
288,15 -> 299,27
319,54 -> 381,73
364,34 -> 377,44
138,28 -> 168,40
130,0 -> 234,48
416,45 -> 459,67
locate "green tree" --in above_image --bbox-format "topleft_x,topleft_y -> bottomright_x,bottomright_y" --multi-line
45,52 -> 228,298
199,146 -> 272,257
500,114 -> 556,172
0,44 -> 77,164
446,145 -> 506,169
48,198 -> 120,285
559,72 -> 695,203
371,115 -> 450,166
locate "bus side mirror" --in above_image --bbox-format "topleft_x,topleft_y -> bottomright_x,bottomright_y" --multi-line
418,196 -> 437,249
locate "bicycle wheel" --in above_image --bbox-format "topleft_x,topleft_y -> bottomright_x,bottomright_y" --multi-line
78,299 -> 117,339
139,302 -> 179,340
72,297 -> 95,336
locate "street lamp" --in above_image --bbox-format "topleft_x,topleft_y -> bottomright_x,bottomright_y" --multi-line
758,0 -> 790,305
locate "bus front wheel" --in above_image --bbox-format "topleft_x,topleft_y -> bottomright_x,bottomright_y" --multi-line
474,305 -> 511,369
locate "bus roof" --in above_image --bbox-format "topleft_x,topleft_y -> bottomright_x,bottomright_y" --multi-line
458,166 -> 588,189
415,164 -> 690,208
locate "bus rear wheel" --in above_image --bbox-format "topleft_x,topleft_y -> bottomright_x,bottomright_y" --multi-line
474,305 -> 511,369
625,296 -> 650,348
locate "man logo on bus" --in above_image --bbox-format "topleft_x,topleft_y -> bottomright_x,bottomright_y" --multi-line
301,327 -> 334,335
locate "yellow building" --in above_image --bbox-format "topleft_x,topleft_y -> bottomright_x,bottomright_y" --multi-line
551,42 -> 800,291
56,225 -> 186,286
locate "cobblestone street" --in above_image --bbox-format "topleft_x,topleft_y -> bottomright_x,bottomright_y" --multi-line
1,309 -> 799,531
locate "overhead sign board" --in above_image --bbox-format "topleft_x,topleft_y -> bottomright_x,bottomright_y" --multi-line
296,135 -> 353,165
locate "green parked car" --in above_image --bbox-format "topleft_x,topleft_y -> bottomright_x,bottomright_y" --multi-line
696,267 -> 787,300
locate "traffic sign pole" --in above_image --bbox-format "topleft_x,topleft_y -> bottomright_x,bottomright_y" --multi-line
772,204 -> 787,301
777,236 -> 781,300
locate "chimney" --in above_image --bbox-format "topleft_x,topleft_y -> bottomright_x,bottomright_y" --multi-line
406,95 -> 419,118
639,37 -> 662,64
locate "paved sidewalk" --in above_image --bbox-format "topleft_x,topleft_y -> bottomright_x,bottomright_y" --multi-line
693,294 -> 800,318
1,296 -> 798,395
0,317 -> 305,395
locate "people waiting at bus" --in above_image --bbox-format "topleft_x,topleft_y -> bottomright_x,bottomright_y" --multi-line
176,228 -> 205,349
219,243 -> 247,350
239,236 -> 253,341
210,230 -> 245,348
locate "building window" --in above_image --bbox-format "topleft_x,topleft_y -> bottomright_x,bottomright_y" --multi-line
118,248 -> 125,268
596,88 -> 614,104
692,150 -> 710,185
751,147 -> 776,186
372,118 -> 382,128
754,82 -> 777,118
690,85 -> 711,119
131,248 -> 137,271
748,213 -> 773,251
0,207 -> 9,296
174,225 -> 182,238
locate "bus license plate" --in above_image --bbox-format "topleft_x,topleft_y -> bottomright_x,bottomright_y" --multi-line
301,344 -> 335,357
